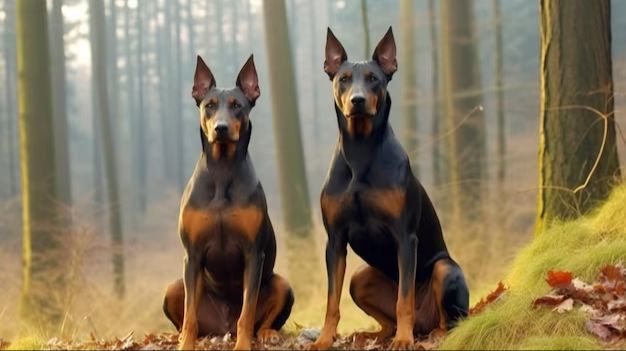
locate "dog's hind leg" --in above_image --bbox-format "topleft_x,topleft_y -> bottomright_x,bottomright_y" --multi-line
431,259 -> 469,336
349,264 -> 397,342
253,274 -> 294,344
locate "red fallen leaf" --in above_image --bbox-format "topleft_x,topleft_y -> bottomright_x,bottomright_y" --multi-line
469,281 -> 507,315
533,294 -> 566,308
546,270 -> 573,289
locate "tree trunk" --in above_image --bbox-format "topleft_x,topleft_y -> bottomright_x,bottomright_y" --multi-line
3,0 -> 18,197
400,0 -> 418,174
429,0 -> 442,187
48,0 -> 72,207
107,0 -> 120,145
156,1 -> 173,183
261,0 -> 312,235
16,0 -> 64,328
493,0 -> 505,197
136,0 -> 147,213
360,0 -> 370,57
536,0 -> 620,234
173,0 -> 185,191
439,0 -> 486,226
89,0 -> 125,298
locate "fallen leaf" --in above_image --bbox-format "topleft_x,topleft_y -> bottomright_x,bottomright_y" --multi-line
546,270 -> 573,289
586,320 -> 614,340
533,294 -> 566,308
553,298 -> 574,313
469,281 -> 507,315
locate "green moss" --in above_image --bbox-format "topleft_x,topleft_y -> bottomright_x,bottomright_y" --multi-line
441,183 -> 626,350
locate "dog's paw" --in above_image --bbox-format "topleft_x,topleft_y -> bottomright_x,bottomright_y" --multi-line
305,338 -> 333,350
257,328 -> 281,345
389,336 -> 415,350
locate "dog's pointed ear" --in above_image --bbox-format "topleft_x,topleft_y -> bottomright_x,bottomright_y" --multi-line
236,54 -> 260,106
324,28 -> 347,79
372,27 -> 397,79
192,55 -> 216,106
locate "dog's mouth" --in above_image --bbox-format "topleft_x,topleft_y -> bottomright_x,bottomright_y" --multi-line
345,113 -> 375,119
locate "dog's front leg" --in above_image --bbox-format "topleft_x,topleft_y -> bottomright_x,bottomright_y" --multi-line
308,237 -> 347,350
390,235 -> 418,350
179,252 -> 204,350
234,249 -> 265,350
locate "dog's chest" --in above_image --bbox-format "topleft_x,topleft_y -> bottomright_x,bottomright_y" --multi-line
181,205 -> 263,282
321,186 -> 406,227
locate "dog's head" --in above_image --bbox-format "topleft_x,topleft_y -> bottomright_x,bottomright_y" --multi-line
324,27 -> 397,138
192,55 -> 260,161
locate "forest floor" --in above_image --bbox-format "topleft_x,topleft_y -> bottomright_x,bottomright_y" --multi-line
2,186 -> 626,350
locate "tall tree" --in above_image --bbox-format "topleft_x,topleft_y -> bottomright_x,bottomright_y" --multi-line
16,0 -> 64,328
360,0 -> 370,57
89,0 -> 125,297
493,0 -> 505,196
399,0 -> 418,173
173,0 -> 185,191
107,0 -> 120,138
135,0 -> 147,212
536,0 -> 620,234
429,0 -> 442,187
439,0 -> 486,226
49,0 -> 72,207
3,0 -> 18,197
261,0 -> 312,235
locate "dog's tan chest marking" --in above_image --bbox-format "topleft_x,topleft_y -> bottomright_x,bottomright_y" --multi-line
182,206 -> 264,244
363,188 -> 406,219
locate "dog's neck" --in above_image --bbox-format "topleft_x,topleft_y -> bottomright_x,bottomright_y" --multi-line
198,122 -> 257,205
337,94 -> 393,181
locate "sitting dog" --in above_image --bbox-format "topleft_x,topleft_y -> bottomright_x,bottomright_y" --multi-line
163,55 -> 294,350
309,28 -> 469,350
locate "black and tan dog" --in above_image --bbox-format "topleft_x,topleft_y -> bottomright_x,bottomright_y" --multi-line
309,28 -> 469,350
163,55 -> 294,350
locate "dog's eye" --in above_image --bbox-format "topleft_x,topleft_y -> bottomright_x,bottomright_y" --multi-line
339,76 -> 350,83
232,101 -> 241,109
206,102 -> 216,109
367,75 -> 378,82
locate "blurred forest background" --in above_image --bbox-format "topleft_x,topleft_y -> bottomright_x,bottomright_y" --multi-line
1,0 -> 626,343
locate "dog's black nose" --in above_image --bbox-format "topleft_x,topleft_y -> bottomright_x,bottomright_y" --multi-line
214,124 -> 229,135
351,96 -> 366,106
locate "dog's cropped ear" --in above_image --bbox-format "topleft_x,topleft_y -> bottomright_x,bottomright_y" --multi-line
236,54 -> 260,106
324,28 -> 347,80
192,55 -> 216,106
372,27 -> 397,80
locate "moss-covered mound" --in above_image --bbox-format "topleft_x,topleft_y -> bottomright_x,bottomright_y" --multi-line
441,184 -> 626,350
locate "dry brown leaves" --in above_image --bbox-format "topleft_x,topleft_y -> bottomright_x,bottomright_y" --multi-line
533,263 -> 626,345
0,339 -> 9,350
40,328 -> 444,350
469,281 -> 508,316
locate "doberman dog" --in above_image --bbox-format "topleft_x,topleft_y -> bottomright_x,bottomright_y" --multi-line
163,55 -> 294,350
308,28 -> 469,350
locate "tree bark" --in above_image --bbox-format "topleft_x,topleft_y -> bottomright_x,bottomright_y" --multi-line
400,0 -> 418,174
261,0 -> 312,235
16,0 -> 64,328
536,0 -> 621,234
360,0 -> 370,58
3,0 -> 18,197
89,0 -> 125,297
429,0 -> 442,187
48,0 -> 72,207
136,0 -> 147,212
173,0 -> 185,191
439,0 -> 486,226
493,0 -> 506,197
